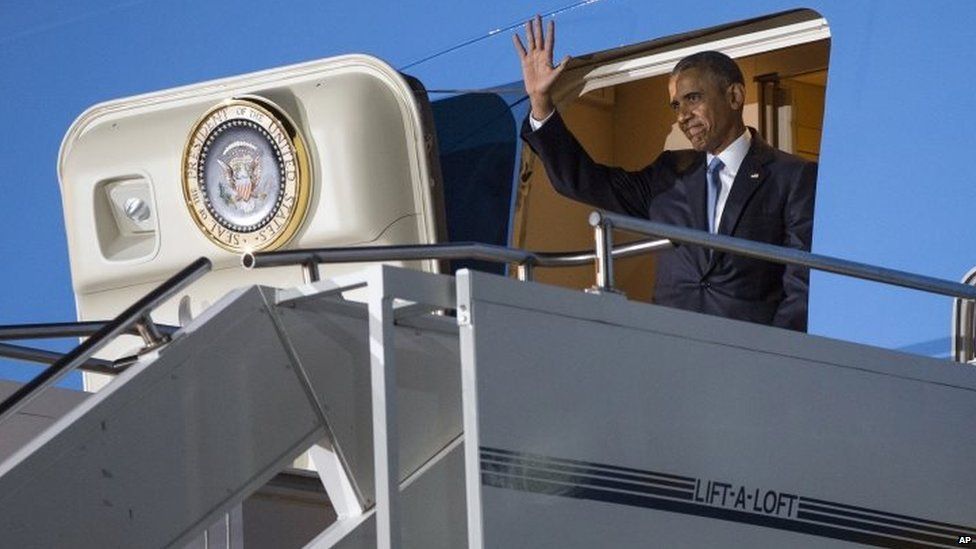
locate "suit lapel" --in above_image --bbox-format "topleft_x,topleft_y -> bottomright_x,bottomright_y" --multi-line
717,132 -> 773,236
703,131 -> 774,274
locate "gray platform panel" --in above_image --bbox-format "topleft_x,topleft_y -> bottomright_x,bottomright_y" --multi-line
457,269 -> 976,548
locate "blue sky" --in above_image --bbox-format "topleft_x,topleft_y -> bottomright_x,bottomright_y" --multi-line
3,0 -> 976,389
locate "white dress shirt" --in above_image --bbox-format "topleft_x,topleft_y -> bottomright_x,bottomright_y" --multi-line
528,110 -> 556,131
706,129 -> 751,233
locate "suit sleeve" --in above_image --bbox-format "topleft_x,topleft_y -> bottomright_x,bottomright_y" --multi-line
521,111 -> 663,218
772,161 -> 817,331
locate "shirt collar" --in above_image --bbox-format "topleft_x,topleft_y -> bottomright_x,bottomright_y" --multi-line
706,129 -> 751,176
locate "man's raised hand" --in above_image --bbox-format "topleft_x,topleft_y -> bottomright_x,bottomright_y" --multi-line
513,15 -> 570,121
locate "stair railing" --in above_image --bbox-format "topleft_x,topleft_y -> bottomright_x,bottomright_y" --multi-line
0,257 -> 211,424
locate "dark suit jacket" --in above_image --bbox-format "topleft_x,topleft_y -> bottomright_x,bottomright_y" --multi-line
521,112 -> 817,331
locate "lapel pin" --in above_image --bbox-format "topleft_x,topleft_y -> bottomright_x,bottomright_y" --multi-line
750,172 -> 760,179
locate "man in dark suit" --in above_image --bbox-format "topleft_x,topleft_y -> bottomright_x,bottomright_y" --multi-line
514,16 -> 816,331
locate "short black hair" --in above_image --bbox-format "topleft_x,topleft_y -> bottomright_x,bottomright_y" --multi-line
672,51 -> 744,90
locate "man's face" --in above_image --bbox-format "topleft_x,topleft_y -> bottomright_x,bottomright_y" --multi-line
668,67 -> 743,154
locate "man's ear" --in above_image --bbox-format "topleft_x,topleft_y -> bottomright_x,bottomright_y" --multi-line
728,82 -> 746,110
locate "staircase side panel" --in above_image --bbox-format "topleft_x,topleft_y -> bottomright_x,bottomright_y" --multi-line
458,270 -> 976,548
0,287 -> 325,548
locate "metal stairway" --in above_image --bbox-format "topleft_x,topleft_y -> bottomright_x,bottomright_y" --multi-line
0,270 -> 465,548
4,212 -> 976,547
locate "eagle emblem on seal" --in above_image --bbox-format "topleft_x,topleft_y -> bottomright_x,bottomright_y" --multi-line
216,141 -> 269,213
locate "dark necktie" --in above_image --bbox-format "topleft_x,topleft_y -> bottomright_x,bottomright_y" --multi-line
706,157 -> 725,234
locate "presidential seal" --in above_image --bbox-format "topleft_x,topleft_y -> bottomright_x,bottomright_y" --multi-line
182,97 -> 311,252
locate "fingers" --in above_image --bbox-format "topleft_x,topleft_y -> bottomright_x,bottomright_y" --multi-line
513,33 -> 527,58
518,15 -> 559,59
545,19 -> 555,55
533,15 -> 543,51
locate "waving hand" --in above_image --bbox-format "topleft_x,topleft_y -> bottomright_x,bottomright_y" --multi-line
514,15 -> 570,121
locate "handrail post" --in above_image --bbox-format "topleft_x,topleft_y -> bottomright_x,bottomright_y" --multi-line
952,266 -> 976,363
135,314 -> 168,349
516,262 -> 534,282
953,298 -> 975,363
302,260 -> 321,283
588,212 -> 618,294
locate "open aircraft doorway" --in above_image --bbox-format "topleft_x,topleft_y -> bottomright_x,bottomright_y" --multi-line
513,9 -> 830,302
